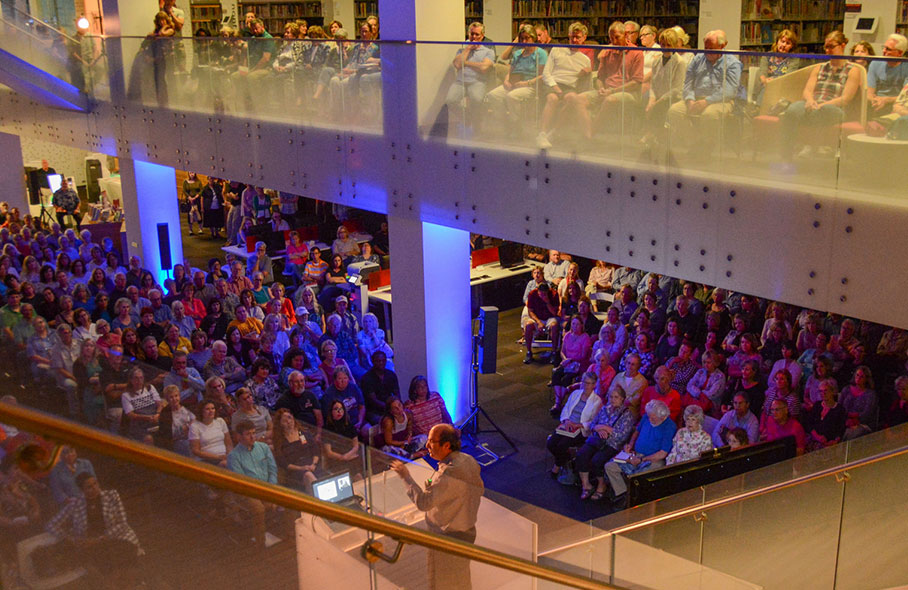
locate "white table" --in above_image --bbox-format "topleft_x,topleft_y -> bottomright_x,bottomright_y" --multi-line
364,259 -> 543,340
221,241 -> 331,262
221,244 -> 285,262
841,133 -> 908,193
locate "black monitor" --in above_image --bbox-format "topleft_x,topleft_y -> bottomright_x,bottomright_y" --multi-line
497,241 -> 523,268
247,223 -> 285,254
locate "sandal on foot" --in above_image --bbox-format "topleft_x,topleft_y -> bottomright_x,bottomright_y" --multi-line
590,491 -> 605,501
580,488 -> 593,500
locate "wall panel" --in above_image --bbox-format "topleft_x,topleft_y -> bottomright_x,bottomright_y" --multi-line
2,87 -> 908,328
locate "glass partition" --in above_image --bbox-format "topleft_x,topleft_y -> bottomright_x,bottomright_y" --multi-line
0,3 -> 96,95
3,21 -> 908,200
572,423 -> 908,590
112,35 -> 382,133
0,352 -> 661,590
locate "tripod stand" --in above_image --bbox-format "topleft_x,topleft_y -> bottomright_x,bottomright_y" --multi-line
457,317 -> 518,461
38,197 -> 57,231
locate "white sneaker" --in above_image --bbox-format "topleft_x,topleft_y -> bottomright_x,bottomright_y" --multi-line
536,131 -> 552,150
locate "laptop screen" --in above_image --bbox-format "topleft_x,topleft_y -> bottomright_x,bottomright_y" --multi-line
312,472 -> 353,503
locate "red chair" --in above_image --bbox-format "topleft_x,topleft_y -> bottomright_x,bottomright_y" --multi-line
367,268 -> 391,291
471,246 -> 499,268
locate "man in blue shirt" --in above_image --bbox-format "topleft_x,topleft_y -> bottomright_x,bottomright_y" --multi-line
228,420 -> 278,549
868,33 -> 908,117
604,399 -> 676,503
446,22 -> 496,134
667,29 -> 742,155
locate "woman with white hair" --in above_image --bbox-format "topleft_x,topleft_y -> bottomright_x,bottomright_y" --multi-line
356,312 -> 394,374
665,405 -> 713,465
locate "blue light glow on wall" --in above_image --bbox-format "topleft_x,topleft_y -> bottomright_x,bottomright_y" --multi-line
130,160 -> 183,286
421,221 -> 472,423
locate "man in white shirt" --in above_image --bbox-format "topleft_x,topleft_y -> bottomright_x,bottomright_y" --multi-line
542,249 -> 570,286
536,22 -> 593,149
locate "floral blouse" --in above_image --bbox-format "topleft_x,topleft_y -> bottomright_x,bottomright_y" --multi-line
666,427 -> 713,465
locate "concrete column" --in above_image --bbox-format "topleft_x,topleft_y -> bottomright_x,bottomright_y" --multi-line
0,132 -> 30,212
100,0 -> 126,100
380,0 -> 464,133
118,158 -> 184,285
381,0 -> 472,423
388,216 -> 473,424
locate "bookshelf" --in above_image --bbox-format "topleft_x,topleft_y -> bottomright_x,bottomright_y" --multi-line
740,0 -> 845,52
237,1 -> 324,36
466,0 -> 484,30
898,0 -> 908,36
511,0 -> 699,43
190,3 -> 223,35
354,0 -> 377,37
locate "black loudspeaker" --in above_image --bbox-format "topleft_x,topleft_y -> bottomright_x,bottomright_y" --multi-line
157,223 -> 172,271
25,167 -> 41,205
85,160 -> 103,203
478,306 -> 499,375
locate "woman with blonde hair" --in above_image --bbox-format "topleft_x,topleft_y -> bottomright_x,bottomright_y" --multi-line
755,29 -> 801,104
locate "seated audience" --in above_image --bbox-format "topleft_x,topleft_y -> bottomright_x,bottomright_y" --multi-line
609,353 -> 648,415
523,281 -> 561,364
535,22 -> 593,149
665,405 -> 713,465
576,385 -> 635,500
322,399 -> 362,473
755,29 -> 801,104
232,386 -> 273,444
713,393 -> 759,447
551,315 -> 593,415
272,408 -> 320,492
547,372 -> 603,480
189,399 -> 232,466
804,378 -> 847,451
640,366 -> 682,423
760,399 -> 807,455
227,420 -> 278,549
361,350 -> 400,424
45,473 -> 142,585
839,365 -> 879,440
779,30 -> 861,159
603,400 -> 676,504
154,384 -> 195,456
379,396 -> 426,458
667,29 -> 741,157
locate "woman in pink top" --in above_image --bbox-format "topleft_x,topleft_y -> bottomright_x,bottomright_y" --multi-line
284,230 -> 309,281
551,315 -> 593,415
404,375 -> 452,436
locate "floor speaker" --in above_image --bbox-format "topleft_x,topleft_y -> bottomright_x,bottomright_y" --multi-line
478,306 -> 498,374
157,223 -> 172,271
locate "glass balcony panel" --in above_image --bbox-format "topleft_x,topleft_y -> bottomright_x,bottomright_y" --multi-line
701,436 -> 850,503
480,41 -> 545,150
0,5 -> 92,95
834,450 -> 908,590
699,469 -> 844,590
